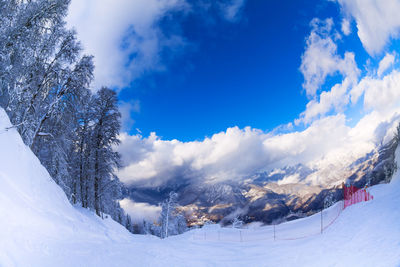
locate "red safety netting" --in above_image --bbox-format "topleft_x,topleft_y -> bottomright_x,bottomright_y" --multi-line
343,184 -> 373,209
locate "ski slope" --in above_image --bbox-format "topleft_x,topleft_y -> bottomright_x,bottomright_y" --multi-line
191,200 -> 344,242
0,107 -> 399,267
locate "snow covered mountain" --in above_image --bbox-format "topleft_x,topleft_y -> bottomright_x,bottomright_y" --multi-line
126,137 -> 397,226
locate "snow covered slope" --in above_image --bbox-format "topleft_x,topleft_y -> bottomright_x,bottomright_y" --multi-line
153,147 -> 399,266
0,107 -> 399,266
0,109 -> 136,266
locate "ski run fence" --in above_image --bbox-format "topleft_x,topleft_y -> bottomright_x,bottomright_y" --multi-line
192,184 -> 373,242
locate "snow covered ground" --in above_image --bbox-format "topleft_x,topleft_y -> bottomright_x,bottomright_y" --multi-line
191,200 -> 343,242
0,107 -> 400,267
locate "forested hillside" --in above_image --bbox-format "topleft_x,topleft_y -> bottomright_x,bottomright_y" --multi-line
0,0 -> 127,226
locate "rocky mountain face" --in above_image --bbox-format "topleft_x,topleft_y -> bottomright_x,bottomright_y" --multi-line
126,138 -> 398,226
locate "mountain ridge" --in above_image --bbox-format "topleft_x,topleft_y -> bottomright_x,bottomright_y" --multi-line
126,137 -> 398,226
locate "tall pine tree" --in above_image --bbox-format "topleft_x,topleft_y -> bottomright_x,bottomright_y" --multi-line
90,87 -> 122,217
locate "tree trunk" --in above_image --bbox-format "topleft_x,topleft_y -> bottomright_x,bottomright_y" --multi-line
94,129 -> 102,217
94,158 -> 100,217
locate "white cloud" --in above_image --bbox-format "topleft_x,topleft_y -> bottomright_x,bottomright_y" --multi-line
300,18 -> 359,97
220,0 -> 246,22
336,0 -> 400,55
67,0 -> 187,89
341,18 -> 351,35
297,18 -> 360,124
117,127 -> 271,186
377,53 -> 396,77
299,53 -> 400,125
119,100 -> 140,132
296,77 -> 352,124
119,198 -> 161,223
350,70 -> 400,112
117,109 -> 400,188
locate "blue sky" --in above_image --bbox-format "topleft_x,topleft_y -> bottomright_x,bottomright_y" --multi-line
118,0 -> 344,140
68,0 -> 400,189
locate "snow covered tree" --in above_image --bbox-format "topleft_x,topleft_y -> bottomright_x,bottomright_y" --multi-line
232,216 -> 243,228
0,0 -> 94,199
0,0 -> 129,231
71,99 -> 93,206
125,214 -> 133,233
0,0 -> 92,148
394,123 -> 400,147
90,87 -> 122,218
324,191 -> 335,209
142,220 -> 156,235
159,192 -> 187,238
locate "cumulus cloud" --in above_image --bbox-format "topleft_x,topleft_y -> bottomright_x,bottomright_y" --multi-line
117,127 -> 270,187
341,18 -> 351,36
67,0 -> 188,89
299,55 -> 400,125
297,18 -> 360,124
336,0 -> 400,55
300,18 -> 359,97
117,107 -> 400,188
119,198 -> 161,223
377,53 -> 396,77
296,78 -> 350,125
350,70 -> 400,112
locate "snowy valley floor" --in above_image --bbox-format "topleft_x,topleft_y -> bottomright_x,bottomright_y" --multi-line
0,107 -> 400,267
